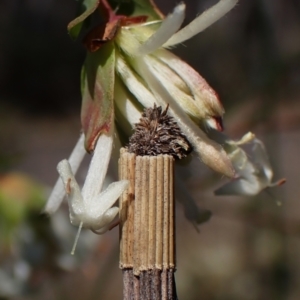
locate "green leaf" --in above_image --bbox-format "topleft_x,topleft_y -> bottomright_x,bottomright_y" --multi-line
68,0 -> 163,40
68,0 -> 100,40
133,0 -> 163,19
0,173 -> 45,245
108,0 -> 163,20
81,42 -> 115,152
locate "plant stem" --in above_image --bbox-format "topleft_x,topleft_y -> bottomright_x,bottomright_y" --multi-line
119,148 -> 177,300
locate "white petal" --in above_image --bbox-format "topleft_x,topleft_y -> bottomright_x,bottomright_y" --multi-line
44,133 -> 86,214
215,175 -> 263,196
114,76 -> 142,128
133,3 -> 186,55
88,180 -> 129,217
252,138 -> 273,182
115,54 -> 158,108
214,134 -> 275,196
77,180 -> 128,230
228,145 -> 255,177
216,149 -> 265,196
56,159 -> 85,221
134,54 -> 202,120
154,49 -> 224,118
131,56 -> 234,177
233,132 -> 255,145
90,207 -> 119,232
164,0 -> 238,47
227,135 -> 271,185
81,125 -> 113,203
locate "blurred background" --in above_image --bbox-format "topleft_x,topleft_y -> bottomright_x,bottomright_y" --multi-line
0,0 -> 299,299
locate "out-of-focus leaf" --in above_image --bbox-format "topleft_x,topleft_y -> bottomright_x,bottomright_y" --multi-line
81,42 -> 115,152
68,0 -> 100,39
0,173 -> 44,245
108,0 -> 163,20
130,0 -> 163,19
68,0 -> 162,40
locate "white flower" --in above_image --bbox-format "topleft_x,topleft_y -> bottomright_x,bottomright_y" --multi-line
215,132 -> 286,196
114,0 -> 238,177
44,133 -> 86,214
44,0 -> 241,248
44,125 -> 128,254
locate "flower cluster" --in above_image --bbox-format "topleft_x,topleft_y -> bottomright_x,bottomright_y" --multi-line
44,0 -> 284,252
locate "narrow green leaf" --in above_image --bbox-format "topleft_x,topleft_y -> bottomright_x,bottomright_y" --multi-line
108,0 -> 163,20
81,42 -> 115,152
68,0 -> 100,39
133,0 -> 163,19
